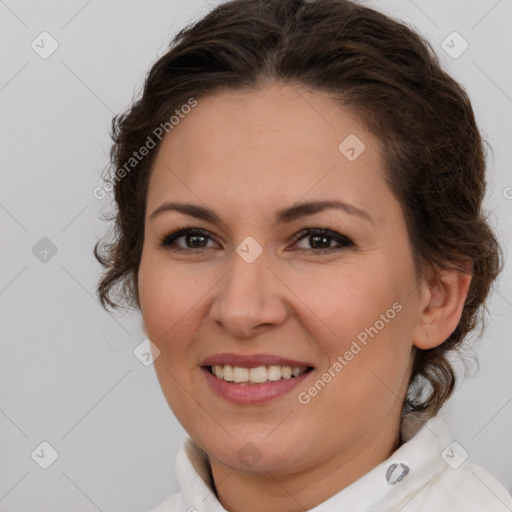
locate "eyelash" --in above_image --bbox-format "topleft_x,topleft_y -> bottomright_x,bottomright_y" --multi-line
158,225 -> 354,255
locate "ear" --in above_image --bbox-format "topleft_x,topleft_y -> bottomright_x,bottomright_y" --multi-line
412,261 -> 473,350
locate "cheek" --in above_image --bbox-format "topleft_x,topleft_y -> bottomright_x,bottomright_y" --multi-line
138,254 -> 221,369
138,256 -> 192,343
138,258 -> 202,411
289,261 -> 414,404
287,263 -> 400,352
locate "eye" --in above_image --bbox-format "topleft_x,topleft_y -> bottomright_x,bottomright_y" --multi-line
159,226 -> 354,254
160,227 -> 219,251
289,228 -> 354,254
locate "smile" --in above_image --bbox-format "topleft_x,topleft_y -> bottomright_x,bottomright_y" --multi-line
201,365 -> 314,404
208,364 -> 311,384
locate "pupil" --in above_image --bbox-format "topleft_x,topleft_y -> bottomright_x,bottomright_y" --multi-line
184,234 -> 332,249
187,235 -> 206,248
311,235 -> 330,249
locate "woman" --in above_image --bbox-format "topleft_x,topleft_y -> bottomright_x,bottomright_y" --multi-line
94,0 -> 512,510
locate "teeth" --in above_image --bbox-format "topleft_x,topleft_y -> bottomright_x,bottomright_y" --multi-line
233,367 -> 249,382
249,366 -> 268,383
222,365 -> 233,381
214,365 -> 224,379
267,365 -> 282,381
210,364 -> 309,384
292,366 -> 303,377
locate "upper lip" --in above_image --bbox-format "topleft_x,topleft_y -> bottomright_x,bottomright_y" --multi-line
201,353 -> 314,369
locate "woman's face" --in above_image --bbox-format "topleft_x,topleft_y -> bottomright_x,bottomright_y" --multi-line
138,82 -> 427,476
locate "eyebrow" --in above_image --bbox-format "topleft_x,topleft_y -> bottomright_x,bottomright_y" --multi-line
149,200 -> 374,226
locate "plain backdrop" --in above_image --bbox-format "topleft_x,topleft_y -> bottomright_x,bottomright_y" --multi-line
1,0 -> 511,510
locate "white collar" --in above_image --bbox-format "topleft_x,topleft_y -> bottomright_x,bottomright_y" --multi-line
174,414 -> 451,511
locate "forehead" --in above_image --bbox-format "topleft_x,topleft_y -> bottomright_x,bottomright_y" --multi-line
146,83 -> 393,223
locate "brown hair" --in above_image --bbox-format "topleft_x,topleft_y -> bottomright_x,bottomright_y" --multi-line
94,0 -> 502,419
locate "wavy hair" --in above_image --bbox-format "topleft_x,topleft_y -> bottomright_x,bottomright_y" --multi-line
94,0 -> 502,419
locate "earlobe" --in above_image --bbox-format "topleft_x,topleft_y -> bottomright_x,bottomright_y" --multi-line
413,262 -> 473,350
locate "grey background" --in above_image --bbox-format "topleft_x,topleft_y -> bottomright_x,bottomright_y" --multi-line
1,0 -> 511,510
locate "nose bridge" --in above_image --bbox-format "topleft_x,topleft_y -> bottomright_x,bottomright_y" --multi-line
209,242 -> 287,336
227,250 -> 264,298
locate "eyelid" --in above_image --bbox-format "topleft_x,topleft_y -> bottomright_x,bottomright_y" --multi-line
159,225 -> 354,254
291,227 -> 351,242
160,226 -> 220,249
289,227 -> 354,251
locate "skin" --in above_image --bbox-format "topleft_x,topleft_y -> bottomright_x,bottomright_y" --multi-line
137,82 -> 472,512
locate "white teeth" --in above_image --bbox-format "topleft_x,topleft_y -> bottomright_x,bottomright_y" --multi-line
214,365 -> 224,379
223,365 -> 234,381
210,364 -> 309,383
233,367 -> 249,382
292,366 -> 302,377
249,366 -> 268,383
267,365 -> 282,381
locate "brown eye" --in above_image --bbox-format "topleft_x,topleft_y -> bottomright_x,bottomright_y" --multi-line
291,228 -> 353,253
161,228 -> 218,250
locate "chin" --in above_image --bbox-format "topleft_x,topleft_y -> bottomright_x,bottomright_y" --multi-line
200,432 -> 307,474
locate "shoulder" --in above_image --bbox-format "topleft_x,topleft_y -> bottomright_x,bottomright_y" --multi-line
403,462 -> 512,511
144,491 -> 184,512
386,415 -> 512,511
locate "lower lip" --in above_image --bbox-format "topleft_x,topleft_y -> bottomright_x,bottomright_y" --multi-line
201,367 -> 313,404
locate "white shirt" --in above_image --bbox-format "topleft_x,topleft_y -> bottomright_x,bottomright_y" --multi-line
147,415 -> 512,511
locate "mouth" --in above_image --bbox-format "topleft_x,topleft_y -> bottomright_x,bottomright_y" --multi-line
200,353 -> 316,403
204,364 -> 314,385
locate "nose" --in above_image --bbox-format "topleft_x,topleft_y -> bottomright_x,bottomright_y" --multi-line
208,248 -> 288,338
